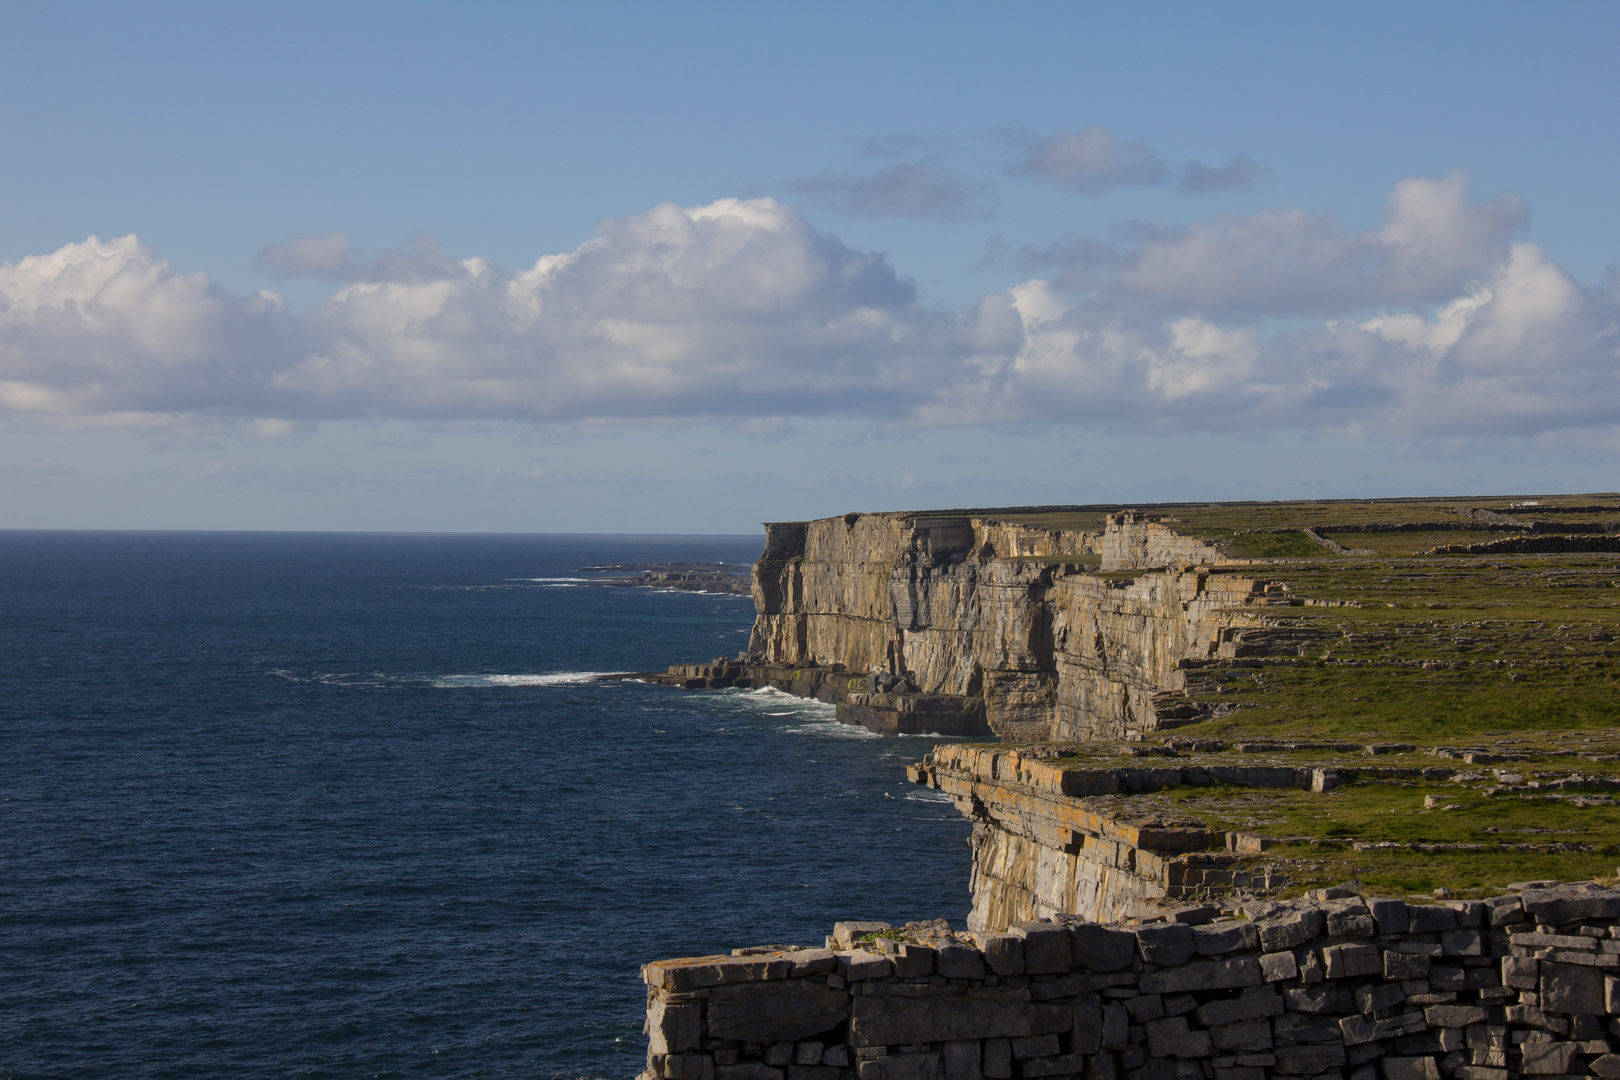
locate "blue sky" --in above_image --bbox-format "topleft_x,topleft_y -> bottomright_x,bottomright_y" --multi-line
1,1 -> 1617,533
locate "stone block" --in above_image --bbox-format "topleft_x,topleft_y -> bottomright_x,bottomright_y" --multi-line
1521,884 -> 1620,925
1021,1054 -> 1088,1078
1209,1019 -> 1273,1053
1588,1053 -> 1620,1078
708,983 -> 851,1043
835,922 -> 894,950
648,956 -> 795,993
1196,922 -> 1260,957
1016,924 -> 1073,976
1071,926 -> 1139,973
1482,896 -> 1525,928
1012,1034 -> 1061,1059
1139,958 -> 1263,995
843,951 -> 894,982
1340,1012 -> 1427,1046
862,1054 -> 942,1080
1124,996 -> 1165,1023
1197,990 -> 1284,1027
894,945 -> 936,979
1275,1011 -> 1347,1043
1144,1017 -> 1214,1059
716,1067 -> 782,1080
1440,930 -> 1485,957
1324,944 -> 1382,979
1257,908 -> 1324,952
1381,1057 -> 1440,1080
1608,976 -> 1620,1015
1101,1006 -> 1130,1050
849,998 -> 1072,1048
788,1067 -> 837,1080
1503,1004 -> 1570,1033
1407,907 -> 1459,934
1520,1041 -> 1580,1075
1503,956 -> 1539,990
1215,1069 -> 1266,1080
983,1039 -> 1012,1080
978,934 -> 1025,977
1356,983 -> 1407,1015
1261,952 -> 1299,982
937,944 -> 987,982
789,950 -> 840,977
1453,1070 -> 1507,1080
1370,899 -> 1409,936
1136,924 -> 1197,967
797,1043 -> 825,1066
1542,961 -> 1606,1015
1286,984 -> 1356,1014
1384,951 -> 1430,980
665,1054 -> 717,1080
824,1047 -> 852,1068
1074,1003 -> 1104,1055
1328,909 -> 1378,938
1086,1053 -> 1118,1080
1273,1044 -> 1347,1076
649,999 -> 704,1055
1424,1005 -> 1489,1028
768,1046 -> 795,1068
1429,967 -> 1465,992
940,1042 -> 981,1080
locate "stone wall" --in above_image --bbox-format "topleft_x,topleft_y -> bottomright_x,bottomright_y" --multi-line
642,881 -> 1620,1080
746,513 -> 1284,742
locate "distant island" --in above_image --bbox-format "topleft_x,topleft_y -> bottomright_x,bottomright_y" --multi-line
575,561 -> 751,595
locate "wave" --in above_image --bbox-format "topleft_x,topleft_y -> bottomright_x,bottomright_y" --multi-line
431,672 -> 616,688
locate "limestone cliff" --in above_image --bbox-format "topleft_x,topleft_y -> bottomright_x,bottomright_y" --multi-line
747,511 -> 1287,741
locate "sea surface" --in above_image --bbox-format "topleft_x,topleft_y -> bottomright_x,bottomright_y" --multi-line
0,532 -> 973,1080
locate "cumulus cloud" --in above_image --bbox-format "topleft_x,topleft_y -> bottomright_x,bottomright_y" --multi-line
1176,154 -> 1263,193
2,180 -> 1616,447
786,160 -> 996,220
255,231 -> 459,281
1010,126 -> 1168,193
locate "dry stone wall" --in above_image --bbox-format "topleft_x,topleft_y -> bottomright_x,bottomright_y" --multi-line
642,882 -> 1620,1080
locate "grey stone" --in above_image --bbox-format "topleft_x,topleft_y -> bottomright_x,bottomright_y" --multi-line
1086,1051 -> 1118,1080
1370,899 -> 1409,936
1406,907 -> 1459,934
1285,984 -> 1356,1015
835,922 -> 894,950
1144,1017 -> 1214,1059
1124,995 -> 1165,1023
1609,975 -> 1620,1014
1340,1013 -> 1427,1046
1016,923 -> 1073,976
862,1054 -> 942,1080
1424,1005 -> 1489,1028
1137,924 -> 1197,967
1381,1057 -> 1440,1080
797,1043 -> 825,1066
1074,1003 -> 1104,1055
1102,1005 -> 1130,1050
1209,1019 -> 1273,1053
936,944 -> 986,981
1429,967 -> 1465,992
1503,1004 -> 1570,1033
843,951 -> 894,981
1215,1069 -> 1265,1080
1384,952 -> 1430,980
1021,1054 -> 1088,1078
894,945 -> 935,979
1327,907 -> 1377,938
1011,1034 -> 1060,1059
716,1067 -> 782,1080
1273,1044 -> 1347,1076
708,983 -> 850,1043
789,950 -> 839,977
849,998 -> 1072,1048
1258,908 -> 1324,952
978,935 -> 1025,977
1482,896 -> 1524,928
1356,983 -> 1407,1015
1439,930 -> 1484,957
1521,884 -> 1620,925
1196,990 -> 1284,1027
824,1047 -> 851,1068
1542,960 -> 1606,1015
648,999 -> 704,1054
1275,1011 -> 1346,1043
1324,944 -> 1382,979
982,1038 -> 1011,1080
648,955 -> 795,992
1588,1053 -> 1620,1079
1519,1041 -> 1579,1075
1071,925 -> 1140,973
788,1067 -> 837,1080
665,1055 -> 717,1080
768,1045 -> 795,1068
1196,923 -> 1261,957
1139,958 -> 1263,994
1261,952 -> 1299,982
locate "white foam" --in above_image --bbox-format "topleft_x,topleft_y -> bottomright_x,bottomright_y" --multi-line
516,577 -> 596,583
432,672 -> 613,688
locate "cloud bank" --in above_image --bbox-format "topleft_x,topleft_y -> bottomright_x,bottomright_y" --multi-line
2,178 -> 1616,445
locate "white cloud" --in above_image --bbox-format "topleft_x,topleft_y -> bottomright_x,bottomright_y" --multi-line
1,181 -> 1616,448
1011,126 -> 1168,193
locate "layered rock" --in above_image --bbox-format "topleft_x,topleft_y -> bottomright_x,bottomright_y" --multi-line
747,512 -> 1285,742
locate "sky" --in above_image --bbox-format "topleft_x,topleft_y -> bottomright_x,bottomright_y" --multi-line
1,1 -> 1617,534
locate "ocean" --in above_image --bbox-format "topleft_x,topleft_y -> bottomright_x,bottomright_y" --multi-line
0,531 -> 973,1079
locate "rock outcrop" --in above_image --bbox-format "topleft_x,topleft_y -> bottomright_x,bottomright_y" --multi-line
747,512 -> 1285,742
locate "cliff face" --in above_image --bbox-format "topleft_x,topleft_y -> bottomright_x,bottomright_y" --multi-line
748,512 -> 1276,741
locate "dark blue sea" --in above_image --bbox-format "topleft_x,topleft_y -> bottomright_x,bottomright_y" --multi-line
0,532 -> 973,1079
